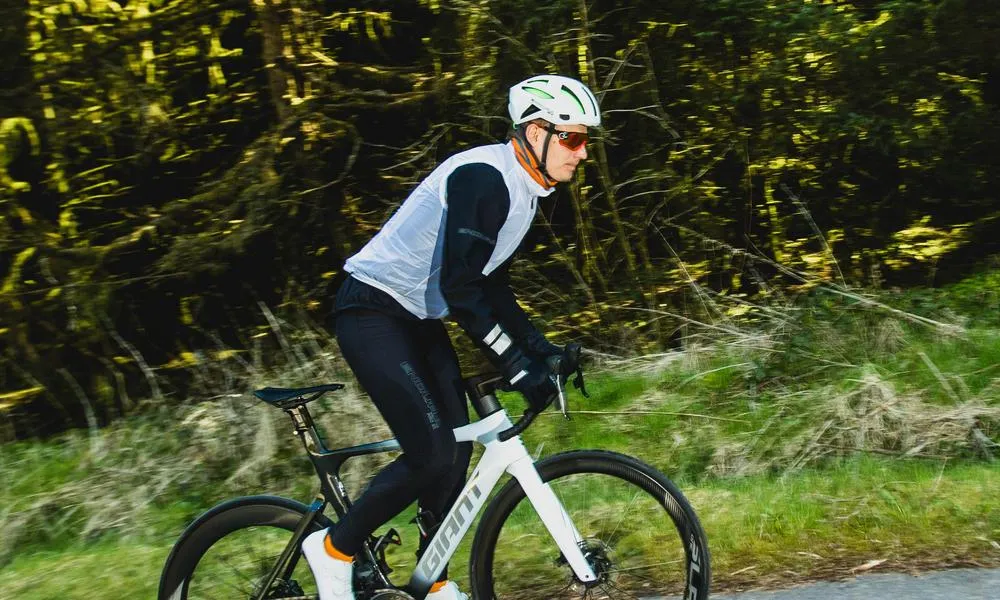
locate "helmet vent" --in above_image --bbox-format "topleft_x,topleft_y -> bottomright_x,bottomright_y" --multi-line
519,105 -> 542,119
522,86 -> 555,100
560,85 -> 586,113
584,88 -> 599,114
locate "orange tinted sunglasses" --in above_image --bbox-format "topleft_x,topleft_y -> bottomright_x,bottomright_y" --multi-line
544,125 -> 589,150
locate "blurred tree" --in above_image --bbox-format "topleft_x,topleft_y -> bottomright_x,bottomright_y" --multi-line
1,0 -> 998,436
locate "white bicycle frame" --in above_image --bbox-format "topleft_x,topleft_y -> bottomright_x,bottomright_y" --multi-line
400,407 -> 598,595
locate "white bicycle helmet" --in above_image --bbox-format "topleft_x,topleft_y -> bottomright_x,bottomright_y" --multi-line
508,75 -> 601,127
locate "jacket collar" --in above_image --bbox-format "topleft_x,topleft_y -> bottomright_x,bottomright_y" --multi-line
507,140 -> 557,198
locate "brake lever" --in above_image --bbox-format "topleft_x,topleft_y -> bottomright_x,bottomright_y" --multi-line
573,370 -> 590,398
552,372 -> 570,420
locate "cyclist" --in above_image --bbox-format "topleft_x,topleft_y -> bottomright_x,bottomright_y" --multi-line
302,74 -> 601,600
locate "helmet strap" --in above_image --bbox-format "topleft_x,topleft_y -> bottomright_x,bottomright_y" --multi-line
539,127 -> 555,176
512,126 -> 558,188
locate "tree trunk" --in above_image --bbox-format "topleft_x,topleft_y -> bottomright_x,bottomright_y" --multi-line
253,0 -> 291,121
577,0 -> 647,307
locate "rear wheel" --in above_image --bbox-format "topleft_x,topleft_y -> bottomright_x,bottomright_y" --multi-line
470,451 -> 710,600
158,496 -> 332,600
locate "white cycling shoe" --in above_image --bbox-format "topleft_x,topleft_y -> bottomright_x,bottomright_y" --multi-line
426,581 -> 469,600
301,528 -> 356,600
302,528 -> 469,600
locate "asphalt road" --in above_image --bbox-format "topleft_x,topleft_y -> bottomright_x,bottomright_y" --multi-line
708,567 -> 1000,600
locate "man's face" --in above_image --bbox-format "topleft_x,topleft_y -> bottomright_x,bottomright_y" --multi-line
526,122 -> 589,183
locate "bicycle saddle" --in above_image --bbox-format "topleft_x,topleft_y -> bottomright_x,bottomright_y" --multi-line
253,383 -> 345,408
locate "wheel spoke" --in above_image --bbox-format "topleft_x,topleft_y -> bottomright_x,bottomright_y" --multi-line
253,549 -> 274,583
553,579 -> 577,598
601,581 -> 642,600
615,570 -> 659,587
606,559 -> 685,573
201,564 -> 255,599
605,489 -> 644,548
192,534 -> 297,598
217,552 -> 259,592
478,454 -> 708,600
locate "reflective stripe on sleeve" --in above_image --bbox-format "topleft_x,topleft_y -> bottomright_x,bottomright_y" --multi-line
490,332 -> 512,356
483,324 -> 512,357
509,369 -> 528,385
484,324 -> 503,347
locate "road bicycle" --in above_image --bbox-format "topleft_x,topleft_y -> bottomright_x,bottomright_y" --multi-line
158,346 -> 710,599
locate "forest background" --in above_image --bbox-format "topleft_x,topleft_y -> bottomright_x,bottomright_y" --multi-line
1,0 -> 999,438
2,1 -> 1000,596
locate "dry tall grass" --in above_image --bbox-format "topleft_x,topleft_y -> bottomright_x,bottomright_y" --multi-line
0,307 -> 391,565
2,290 -> 998,566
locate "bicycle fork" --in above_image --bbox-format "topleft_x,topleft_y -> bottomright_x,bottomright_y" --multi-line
506,455 -> 598,584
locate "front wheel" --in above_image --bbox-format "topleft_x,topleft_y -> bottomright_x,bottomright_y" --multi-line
470,450 -> 710,600
158,495 -> 333,600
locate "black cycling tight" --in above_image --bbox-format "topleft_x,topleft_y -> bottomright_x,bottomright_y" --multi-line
330,308 -> 472,579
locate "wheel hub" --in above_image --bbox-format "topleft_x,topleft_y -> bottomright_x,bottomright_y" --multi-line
579,538 -> 614,587
555,538 -> 615,589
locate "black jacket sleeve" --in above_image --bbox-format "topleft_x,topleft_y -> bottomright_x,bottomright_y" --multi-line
440,163 -> 543,381
482,262 -> 561,360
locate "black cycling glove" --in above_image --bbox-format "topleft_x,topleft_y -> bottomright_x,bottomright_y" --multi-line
522,329 -> 562,362
509,358 -> 557,413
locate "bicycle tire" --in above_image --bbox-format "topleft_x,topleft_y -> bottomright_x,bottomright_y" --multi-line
158,495 -> 333,600
469,450 -> 710,600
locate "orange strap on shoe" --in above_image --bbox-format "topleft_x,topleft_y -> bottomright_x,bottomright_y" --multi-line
429,581 -> 448,593
512,136 -> 557,189
324,534 -> 354,562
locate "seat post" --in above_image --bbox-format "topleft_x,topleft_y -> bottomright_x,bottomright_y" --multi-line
286,405 -> 328,454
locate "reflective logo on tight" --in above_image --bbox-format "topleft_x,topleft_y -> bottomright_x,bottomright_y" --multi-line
457,227 -> 496,246
400,361 -> 441,430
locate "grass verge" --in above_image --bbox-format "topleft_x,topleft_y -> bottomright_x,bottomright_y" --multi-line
2,271 -> 999,596
0,457 -> 996,599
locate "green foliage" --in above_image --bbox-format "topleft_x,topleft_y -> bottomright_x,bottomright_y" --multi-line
1,299 -> 998,593
2,0 -> 1000,434
1,457 -> 996,598
0,118 -> 40,193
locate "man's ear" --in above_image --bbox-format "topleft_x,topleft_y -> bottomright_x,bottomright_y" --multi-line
526,122 -> 541,145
